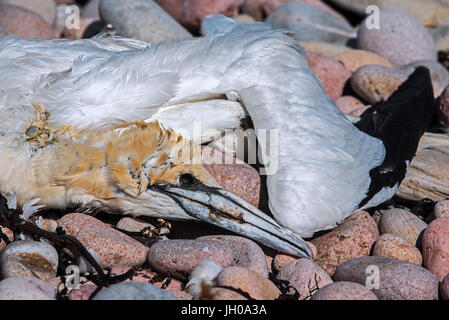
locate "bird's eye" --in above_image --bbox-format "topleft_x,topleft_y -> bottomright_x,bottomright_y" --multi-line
179,173 -> 196,186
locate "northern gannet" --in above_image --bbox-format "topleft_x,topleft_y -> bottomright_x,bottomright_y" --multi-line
0,15 -> 435,257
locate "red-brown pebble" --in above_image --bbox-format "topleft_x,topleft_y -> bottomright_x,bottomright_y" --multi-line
275,258 -> 333,300
0,3 -> 54,39
335,96 -> 366,115
273,242 -> 316,272
311,281 -> 378,300
197,235 -> 269,278
373,234 -> 422,265
147,239 -> 234,280
110,266 -> 184,291
306,51 -> 352,100
335,49 -> 392,72
311,211 -> 379,275
155,0 -> 243,31
202,147 -> 260,208
216,266 -> 280,300
422,217 -> 449,280
58,213 -> 148,269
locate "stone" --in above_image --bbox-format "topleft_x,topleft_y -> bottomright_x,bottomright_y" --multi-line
266,2 -> 355,43
92,282 -> 177,300
99,0 -> 192,44
147,239 -> 234,280
0,3 -> 54,39
116,217 -> 154,233
335,96 -> 367,115
0,240 -> 58,281
326,0 -> 449,28
305,51 -> 352,100
300,41 -> 350,57
335,49 -> 392,72
311,281 -> 378,300
197,235 -> 269,278
311,211 -> 379,275
242,0 -> 345,21
59,213 -> 148,268
216,266 -> 280,300
373,234 -> 422,265
435,200 -> 449,218
441,273 -> 449,300
0,276 -> 55,299
273,242 -> 317,271
422,217 -> 449,280
209,287 -> 248,300
378,208 -> 427,246
203,159 -> 261,208
357,9 -> 437,65
351,61 -> 448,104
68,284 -> 97,300
333,256 -> 439,300
155,0 -> 244,31
0,0 -> 56,26
276,258 -> 333,299
82,0 -> 100,20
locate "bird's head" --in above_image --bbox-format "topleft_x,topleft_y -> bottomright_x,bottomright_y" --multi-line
35,121 -> 312,258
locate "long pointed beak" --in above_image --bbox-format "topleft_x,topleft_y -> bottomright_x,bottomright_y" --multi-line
152,184 -> 313,258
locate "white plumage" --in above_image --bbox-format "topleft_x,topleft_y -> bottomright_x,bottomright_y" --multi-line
0,15 -> 388,240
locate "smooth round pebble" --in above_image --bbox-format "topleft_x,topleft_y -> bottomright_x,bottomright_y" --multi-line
0,240 -> 58,281
311,211 -> 379,275
435,200 -> 449,218
59,213 -> 148,269
116,217 -> 154,233
68,284 -> 97,300
373,234 -> 422,265
378,208 -> 427,246
357,9 -> 437,65
0,0 -> 56,26
0,3 -> 54,39
216,266 -> 280,300
422,217 -> 449,280
147,239 -> 234,280
335,49 -> 392,72
276,258 -> 333,300
100,0 -> 192,43
92,282 -> 177,300
266,2 -> 355,43
0,276 -> 55,300
333,256 -> 439,300
155,0 -> 243,31
197,235 -> 268,278
311,281 -> 378,300
110,266 -> 184,291
305,51 -> 352,100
